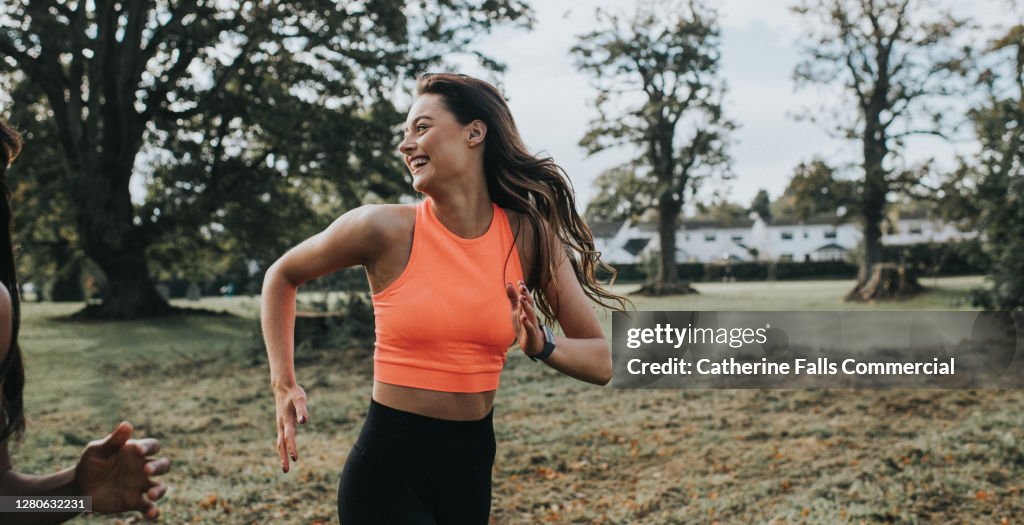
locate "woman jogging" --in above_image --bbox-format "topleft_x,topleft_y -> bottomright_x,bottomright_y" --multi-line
262,73 -> 629,524
0,121 -> 170,523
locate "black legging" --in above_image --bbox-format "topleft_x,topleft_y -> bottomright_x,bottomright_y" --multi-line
338,399 -> 496,524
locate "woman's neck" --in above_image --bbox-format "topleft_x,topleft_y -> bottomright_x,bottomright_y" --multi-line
427,190 -> 493,239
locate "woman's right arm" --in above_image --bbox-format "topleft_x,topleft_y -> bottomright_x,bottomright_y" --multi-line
261,204 -> 392,473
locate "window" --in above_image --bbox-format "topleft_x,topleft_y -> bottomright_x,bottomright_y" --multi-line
909,226 -> 922,234
731,234 -> 743,242
684,234 -> 690,241
803,232 -> 809,239
781,232 -> 793,240
704,234 -> 716,242
779,253 -> 794,262
824,230 -> 837,239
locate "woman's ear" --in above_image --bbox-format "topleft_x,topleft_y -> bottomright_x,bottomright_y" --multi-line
467,120 -> 487,148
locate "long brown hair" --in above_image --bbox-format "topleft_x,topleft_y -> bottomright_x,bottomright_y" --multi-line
0,120 -> 24,442
416,73 -> 632,324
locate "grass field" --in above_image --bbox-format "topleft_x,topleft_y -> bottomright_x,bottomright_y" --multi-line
11,276 -> 1023,524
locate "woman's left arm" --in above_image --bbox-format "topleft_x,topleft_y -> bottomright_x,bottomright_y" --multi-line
506,241 -> 612,386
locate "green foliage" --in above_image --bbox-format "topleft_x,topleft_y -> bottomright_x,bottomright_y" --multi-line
749,188 -> 772,222
0,0 -> 531,316
945,24 -> 1024,309
881,240 -> 988,277
773,158 -> 857,222
572,0 -> 733,286
4,81 -> 80,299
586,165 -> 657,223
792,0 -> 968,286
693,199 -> 748,226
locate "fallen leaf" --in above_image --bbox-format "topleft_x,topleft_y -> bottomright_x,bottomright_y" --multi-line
199,493 -> 218,510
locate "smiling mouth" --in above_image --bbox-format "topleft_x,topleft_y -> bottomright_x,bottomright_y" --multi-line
410,157 -> 429,172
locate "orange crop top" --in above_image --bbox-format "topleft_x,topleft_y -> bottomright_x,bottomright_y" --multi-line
371,197 -> 525,393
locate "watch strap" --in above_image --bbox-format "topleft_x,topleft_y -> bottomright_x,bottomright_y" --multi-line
530,325 -> 556,362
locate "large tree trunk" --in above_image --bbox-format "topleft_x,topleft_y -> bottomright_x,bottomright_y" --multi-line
49,237 -> 84,301
657,194 -> 679,287
71,149 -> 171,318
856,217 -> 884,286
636,188 -> 697,296
846,262 -> 922,301
849,105 -> 890,300
75,243 -> 172,318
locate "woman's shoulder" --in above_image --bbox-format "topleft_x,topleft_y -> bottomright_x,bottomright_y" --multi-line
502,208 -> 554,247
335,202 -> 415,237
357,203 -> 416,239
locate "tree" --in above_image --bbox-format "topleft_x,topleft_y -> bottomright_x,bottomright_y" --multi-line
773,158 -> 857,221
694,199 -> 747,226
941,22 -> 1023,309
572,0 -> 733,295
793,0 -> 966,299
585,165 -> 657,224
4,79 -> 84,301
0,0 -> 530,318
748,188 -> 772,223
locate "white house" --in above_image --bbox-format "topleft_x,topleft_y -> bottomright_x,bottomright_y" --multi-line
591,213 -> 975,265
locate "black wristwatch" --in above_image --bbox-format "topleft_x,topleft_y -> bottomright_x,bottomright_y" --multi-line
529,325 -> 556,362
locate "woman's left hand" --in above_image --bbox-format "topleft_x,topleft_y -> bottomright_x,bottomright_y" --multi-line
506,280 -> 544,358
74,421 -> 170,520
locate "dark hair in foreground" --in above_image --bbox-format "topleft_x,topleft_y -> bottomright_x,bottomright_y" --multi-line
0,121 -> 24,442
416,73 -> 632,323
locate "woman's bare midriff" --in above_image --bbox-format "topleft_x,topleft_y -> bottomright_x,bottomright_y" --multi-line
373,381 -> 496,421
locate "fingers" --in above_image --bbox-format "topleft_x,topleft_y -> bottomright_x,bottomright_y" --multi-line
274,385 -> 307,473
283,418 -> 298,464
505,282 -> 518,307
144,457 -> 171,477
276,431 -> 290,473
131,438 -> 161,457
520,310 -> 538,332
131,485 -> 166,521
147,484 -> 168,502
517,281 -> 539,325
294,397 -> 309,426
90,421 -> 133,458
139,496 -> 159,521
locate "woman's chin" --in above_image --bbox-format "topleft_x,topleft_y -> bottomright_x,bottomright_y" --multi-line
411,172 -> 431,193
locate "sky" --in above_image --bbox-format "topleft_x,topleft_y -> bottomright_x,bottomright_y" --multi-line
453,0 -> 1015,210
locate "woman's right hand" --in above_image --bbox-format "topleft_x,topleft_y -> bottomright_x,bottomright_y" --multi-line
274,383 -> 309,473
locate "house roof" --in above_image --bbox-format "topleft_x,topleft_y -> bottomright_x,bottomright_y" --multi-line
634,219 -> 755,231
587,219 -> 624,238
623,238 -> 651,256
769,213 -> 845,226
813,243 -> 848,252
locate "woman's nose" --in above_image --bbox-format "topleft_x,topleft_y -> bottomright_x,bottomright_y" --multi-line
398,136 -> 416,155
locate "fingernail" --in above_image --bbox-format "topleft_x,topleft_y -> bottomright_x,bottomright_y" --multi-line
298,416 -> 306,424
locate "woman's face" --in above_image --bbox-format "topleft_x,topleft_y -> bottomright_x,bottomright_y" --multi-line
398,94 -> 482,193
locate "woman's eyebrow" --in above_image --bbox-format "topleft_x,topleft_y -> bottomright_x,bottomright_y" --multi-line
403,115 -> 433,132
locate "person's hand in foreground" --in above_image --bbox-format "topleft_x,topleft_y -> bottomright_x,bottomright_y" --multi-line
75,421 -> 170,520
